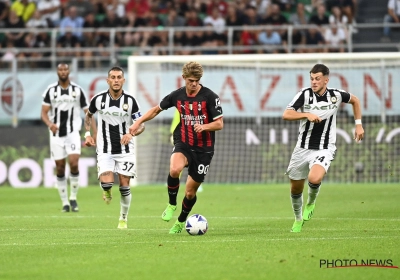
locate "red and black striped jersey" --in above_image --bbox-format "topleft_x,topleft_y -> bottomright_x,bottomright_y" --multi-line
160,85 -> 223,152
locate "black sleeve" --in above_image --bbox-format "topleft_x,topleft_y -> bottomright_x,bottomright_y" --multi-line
88,96 -> 98,114
339,90 -> 351,103
207,92 -> 223,120
287,90 -> 305,111
43,89 -> 51,104
159,91 -> 175,110
130,97 -> 142,120
80,88 -> 88,108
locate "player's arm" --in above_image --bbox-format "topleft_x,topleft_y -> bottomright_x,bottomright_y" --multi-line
121,122 -> 145,145
84,111 -> 96,147
41,104 -> 58,134
83,108 -> 97,144
348,93 -> 364,142
282,108 -> 321,123
133,123 -> 145,136
129,105 -> 162,135
194,117 -> 223,133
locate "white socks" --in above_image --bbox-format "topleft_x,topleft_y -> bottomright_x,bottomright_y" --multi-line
57,176 -> 69,206
291,193 -> 303,221
69,173 -> 79,200
307,182 -> 321,205
119,186 -> 131,221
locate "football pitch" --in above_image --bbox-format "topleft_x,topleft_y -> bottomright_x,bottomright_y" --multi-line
0,183 -> 399,280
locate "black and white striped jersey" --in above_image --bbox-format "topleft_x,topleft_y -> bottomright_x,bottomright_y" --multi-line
42,82 -> 88,137
286,87 -> 351,150
88,90 -> 142,155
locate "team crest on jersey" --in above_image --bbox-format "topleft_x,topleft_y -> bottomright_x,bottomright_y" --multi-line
122,103 -> 129,111
189,104 -> 193,110
198,103 -> 202,111
330,96 -> 337,104
72,91 -> 76,98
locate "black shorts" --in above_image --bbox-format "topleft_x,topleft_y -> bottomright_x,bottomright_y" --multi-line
172,142 -> 214,183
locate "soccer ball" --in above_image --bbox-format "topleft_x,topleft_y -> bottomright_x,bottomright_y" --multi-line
185,214 -> 208,235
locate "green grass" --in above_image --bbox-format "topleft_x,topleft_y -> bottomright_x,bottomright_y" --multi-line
0,184 -> 399,280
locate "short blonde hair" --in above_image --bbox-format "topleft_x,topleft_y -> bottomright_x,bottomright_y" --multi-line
182,62 -> 203,79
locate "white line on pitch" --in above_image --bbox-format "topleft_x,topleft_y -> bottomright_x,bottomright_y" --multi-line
0,236 -> 398,247
0,228 -> 399,232
1,216 -> 400,221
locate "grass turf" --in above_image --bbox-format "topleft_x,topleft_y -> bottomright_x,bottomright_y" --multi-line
0,183 -> 399,280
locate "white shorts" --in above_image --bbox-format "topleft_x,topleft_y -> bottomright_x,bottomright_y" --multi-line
97,153 -> 137,179
50,131 -> 81,160
285,146 -> 336,180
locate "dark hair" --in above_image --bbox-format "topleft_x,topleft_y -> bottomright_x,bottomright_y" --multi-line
57,62 -> 69,69
310,64 -> 329,76
108,66 -> 124,77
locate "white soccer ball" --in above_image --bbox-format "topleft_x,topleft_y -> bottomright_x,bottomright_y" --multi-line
185,214 -> 208,235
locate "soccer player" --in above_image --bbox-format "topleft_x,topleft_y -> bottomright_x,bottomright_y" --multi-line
283,63 -> 364,233
83,66 -> 145,229
41,63 -> 95,213
170,109 -> 204,193
129,61 -> 224,234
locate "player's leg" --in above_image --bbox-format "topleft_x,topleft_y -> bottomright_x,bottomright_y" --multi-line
65,132 -> 81,212
116,173 -> 132,229
97,154 -> 115,204
169,151 -> 210,234
169,176 -> 201,234
303,164 -> 325,221
51,135 -> 70,212
162,150 -> 188,221
290,179 -> 305,232
304,149 -> 335,221
55,158 -> 69,212
67,154 -> 80,212
285,147 -> 309,232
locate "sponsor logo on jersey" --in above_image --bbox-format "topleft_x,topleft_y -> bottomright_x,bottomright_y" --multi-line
101,102 -> 105,109
304,104 -> 338,110
98,110 -> 130,117
182,114 -> 206,125
53,99 -> 77,103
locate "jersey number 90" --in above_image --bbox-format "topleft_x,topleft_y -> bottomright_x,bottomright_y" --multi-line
198,164 -> 209,175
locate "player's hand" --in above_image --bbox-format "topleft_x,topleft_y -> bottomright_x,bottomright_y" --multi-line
48,123 -> 58,134
85,136 -> 95,147
354,125 -> 364,142
129,123 -> 139,136
121,133 -> 133,145
306,113 -> 322,123
194,123 -> 205,133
